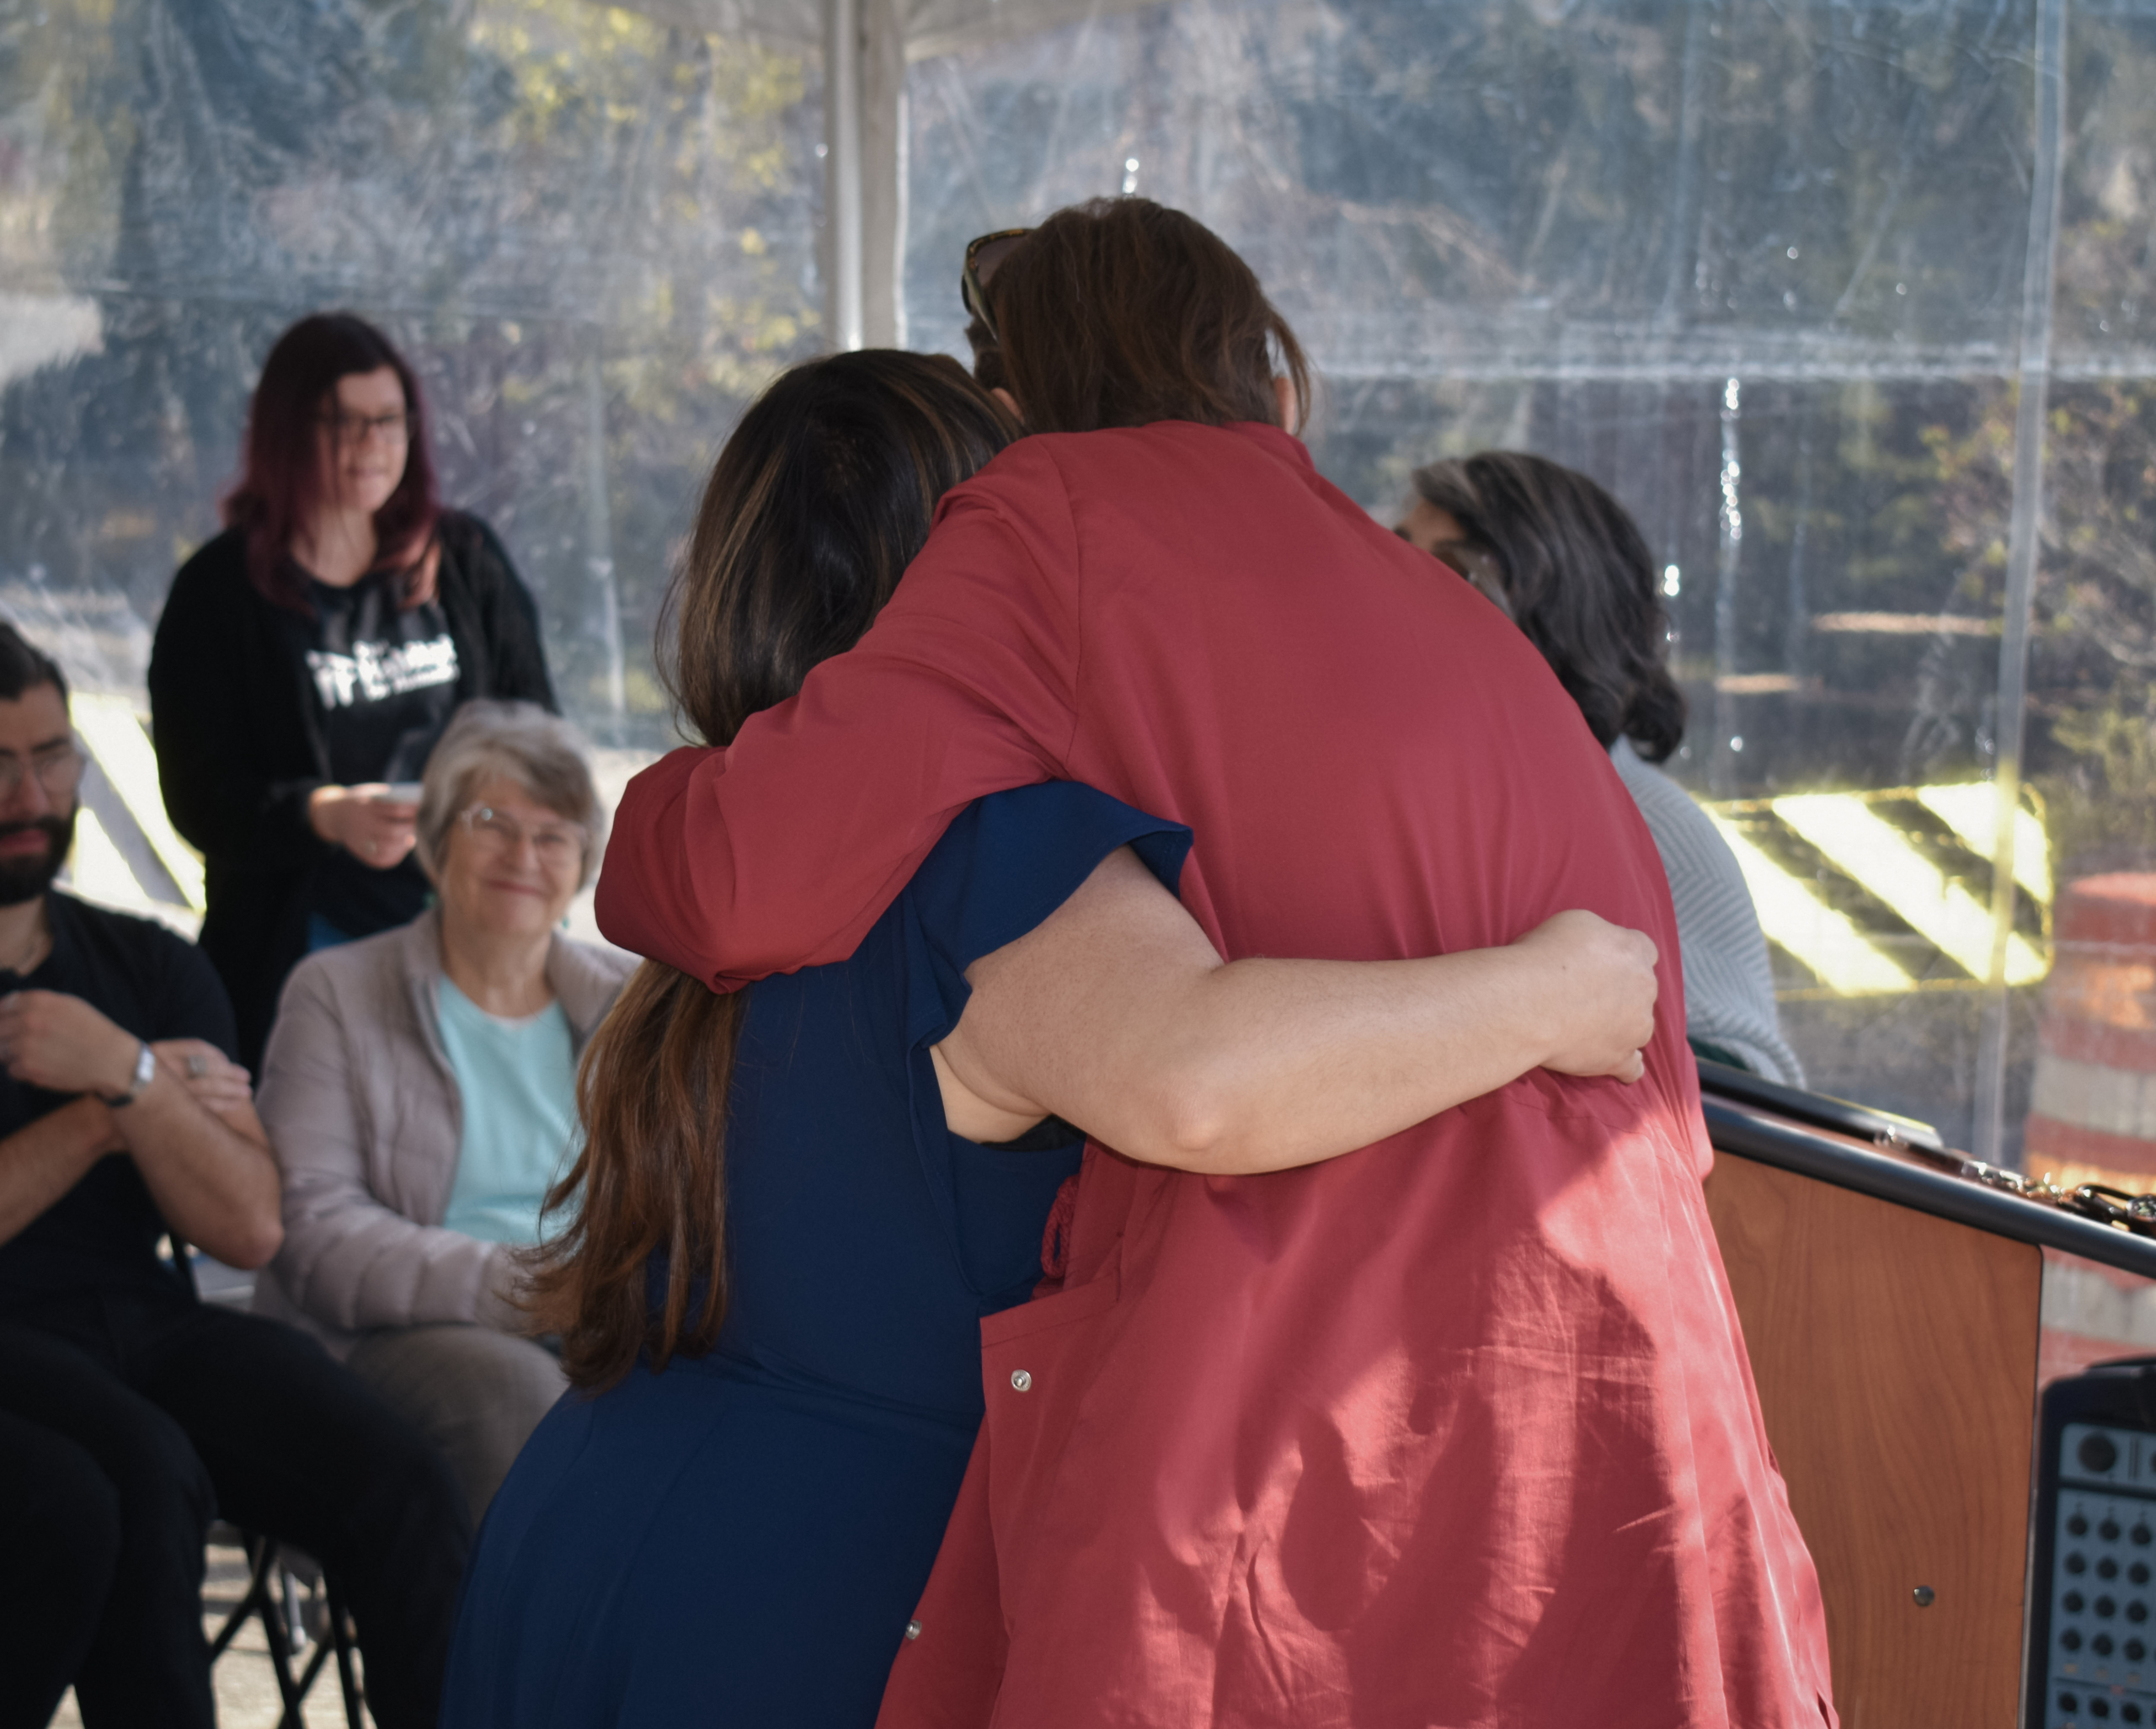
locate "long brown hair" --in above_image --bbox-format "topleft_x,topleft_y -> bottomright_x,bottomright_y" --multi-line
222,312 -> 440,611
969,198 -> 1310,437
524,351 -> 1018,1390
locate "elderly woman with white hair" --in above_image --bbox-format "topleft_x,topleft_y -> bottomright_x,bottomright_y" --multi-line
253,699 -> 630,1519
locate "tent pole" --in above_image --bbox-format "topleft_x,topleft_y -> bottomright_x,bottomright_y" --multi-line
824,0 -> 865,350
861,0 -> 906,348
1973,0 -> 2067,1169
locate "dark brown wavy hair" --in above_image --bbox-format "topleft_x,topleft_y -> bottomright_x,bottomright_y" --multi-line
523,351 -> 1018,1390
222,312 -> 440,612
967,198 -> 1310,437
1411,451 -> 1688,764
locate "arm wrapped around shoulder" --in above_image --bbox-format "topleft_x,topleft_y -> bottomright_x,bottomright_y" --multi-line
596,477 -> 1084,986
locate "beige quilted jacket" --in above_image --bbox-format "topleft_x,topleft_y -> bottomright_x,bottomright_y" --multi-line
251,908 -> 631,1358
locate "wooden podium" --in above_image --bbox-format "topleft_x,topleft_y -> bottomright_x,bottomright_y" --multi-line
1700,1085 -> 2156,1726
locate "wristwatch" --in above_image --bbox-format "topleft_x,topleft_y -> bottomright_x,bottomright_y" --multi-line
99,1040 -> 157,1108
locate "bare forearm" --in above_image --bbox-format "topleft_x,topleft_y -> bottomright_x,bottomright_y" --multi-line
942,851 -> 1657,1177
110,1075 -> 282,1268
1090,947 -> 1561,1174
0,1099 -> 120,1246
0,994 -> 284,1267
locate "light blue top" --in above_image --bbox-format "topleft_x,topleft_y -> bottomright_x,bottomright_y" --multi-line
436,977 -> 579,1246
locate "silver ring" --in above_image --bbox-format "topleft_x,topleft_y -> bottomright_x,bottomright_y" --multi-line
184,1054 -> 208,1079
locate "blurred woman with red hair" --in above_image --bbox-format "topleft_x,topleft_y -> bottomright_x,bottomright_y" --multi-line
151,312 -> 555,1068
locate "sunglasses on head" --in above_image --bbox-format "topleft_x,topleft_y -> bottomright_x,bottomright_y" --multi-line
961,228 -> 1033,344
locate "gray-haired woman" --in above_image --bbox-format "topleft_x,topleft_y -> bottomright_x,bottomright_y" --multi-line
253,700 -> 630,1518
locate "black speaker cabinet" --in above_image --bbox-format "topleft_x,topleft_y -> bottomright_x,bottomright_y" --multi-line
2029,1360 -> 2156,1726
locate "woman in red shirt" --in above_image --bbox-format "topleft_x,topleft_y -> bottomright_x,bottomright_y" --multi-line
597,201 -> 1834,1728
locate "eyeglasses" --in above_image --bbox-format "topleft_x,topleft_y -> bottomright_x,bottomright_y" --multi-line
961,228 -> 1033,346
456,804 -> 587,869
1424,539 -> 1515,621
0,743 -> 83,802
320,409 -> 414,448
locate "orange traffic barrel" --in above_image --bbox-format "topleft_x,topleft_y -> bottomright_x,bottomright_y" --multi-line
2025,873 -> 2156,1190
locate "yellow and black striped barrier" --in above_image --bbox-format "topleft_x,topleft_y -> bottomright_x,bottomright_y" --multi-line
1702,783 -> 2050,998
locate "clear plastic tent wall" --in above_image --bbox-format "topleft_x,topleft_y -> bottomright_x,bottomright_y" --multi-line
1,1 -> 825,723
2,0 -> 2150,1163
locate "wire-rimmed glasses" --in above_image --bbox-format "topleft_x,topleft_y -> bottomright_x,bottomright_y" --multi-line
0,741 -> 84,803
320,409 -> 414,448
456,803 -> 587,872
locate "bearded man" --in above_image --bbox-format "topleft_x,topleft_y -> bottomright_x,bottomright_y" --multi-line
0,623 -> 469,1729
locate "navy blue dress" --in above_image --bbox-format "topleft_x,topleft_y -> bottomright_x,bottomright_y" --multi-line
440,783 -> 1190,1726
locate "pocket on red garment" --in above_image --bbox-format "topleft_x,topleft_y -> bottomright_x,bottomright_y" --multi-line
980,1262 -> 1121,1349
976,1266 -> 1125,1604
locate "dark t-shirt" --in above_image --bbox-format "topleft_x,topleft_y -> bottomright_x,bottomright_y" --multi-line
291,567 -> 461,938
0,893 -> 241,1308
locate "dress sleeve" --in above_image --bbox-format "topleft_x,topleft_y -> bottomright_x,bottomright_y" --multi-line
894,783 -> 1191,1306
897,782 -> 1193,1053
594,446 -> 1086,989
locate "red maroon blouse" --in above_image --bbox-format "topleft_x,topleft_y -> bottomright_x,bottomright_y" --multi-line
596,420 -> 1834,1728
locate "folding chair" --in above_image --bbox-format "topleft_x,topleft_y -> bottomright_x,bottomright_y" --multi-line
164,1235 -> 366,1728
205,1524 -> 365,1728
